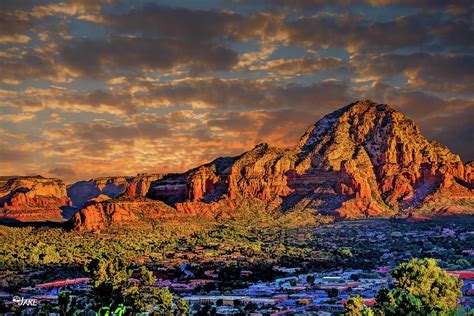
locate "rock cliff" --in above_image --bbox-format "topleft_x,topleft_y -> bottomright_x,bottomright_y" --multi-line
0,176 -> 71,221
67,173 -> 164,207
148,100 -> 473,219
71,196 -> 178,231
12,100 -> 470,230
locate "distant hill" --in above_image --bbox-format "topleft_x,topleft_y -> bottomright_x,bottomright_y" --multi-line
2,100 -> 473,230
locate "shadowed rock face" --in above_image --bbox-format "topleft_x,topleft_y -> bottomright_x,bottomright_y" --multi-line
67,173 -> 165,208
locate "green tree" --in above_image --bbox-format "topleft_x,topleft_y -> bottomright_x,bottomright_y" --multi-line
140,266 -> 156,286
58,290 -> 77,316
85,256 -> 131,308
153,287 -> 173,315
327,288 -> 338,298
38,301 -> 54,316
344,295 -> 373,316
245,302 -> 258,313
373,287 -> 397,315
176,298 -> 189,316
85,257 -> 173,314
392,258 -> 462,312
375,258 -> 463,315
340,248 -> 353,257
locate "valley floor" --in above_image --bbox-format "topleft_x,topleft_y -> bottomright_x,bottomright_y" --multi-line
0,214 -> 473,314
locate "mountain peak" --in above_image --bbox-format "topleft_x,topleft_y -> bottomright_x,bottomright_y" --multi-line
297,100 -> 412,154
336,100 -> 392,115
4,100 -> 471,231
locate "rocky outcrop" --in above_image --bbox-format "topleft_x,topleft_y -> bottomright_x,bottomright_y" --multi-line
67,174 -> 164,207
0,176 -> 71,221
69,100 -> 474,230
71,196 -> 179,231
148,100 -> 474,219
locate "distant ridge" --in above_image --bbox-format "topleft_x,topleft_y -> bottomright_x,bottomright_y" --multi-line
2,100 -> 473,230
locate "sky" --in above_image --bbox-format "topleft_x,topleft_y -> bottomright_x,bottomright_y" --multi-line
0,0 -> 473,183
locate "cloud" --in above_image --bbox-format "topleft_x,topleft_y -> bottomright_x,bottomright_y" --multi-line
284,13 -> 434,52
432,19 -> 474,50
354,53 -> 474,94
0,112 -> 36,123
43,120 -> 172,145
66,120 -> 173,143
58,37 -> 239,77
257,55 -> 343,75
251,0 -> 473,15
0,10 -> 32,44
0,48 -> 66,84
3,87 -> 136,115
48,166 -> 77,179
136,78 -> 350,111
105,4 -> 283,42
1,0 -> 473,181
0,147 -> 31,163
419,103 -> 474,161
30,0 -> 113,18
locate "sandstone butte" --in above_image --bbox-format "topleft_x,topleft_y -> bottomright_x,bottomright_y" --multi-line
1,101 -> 473,231
0,175 -> 72,222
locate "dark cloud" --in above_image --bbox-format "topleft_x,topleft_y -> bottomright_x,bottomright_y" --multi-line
274,81 -> 350,110
1,0 -> 473,180
106,4 -> 281,42
418,104 -> 474,161
0,50 -> 56,84
81,141 -> 111,156
207,112 -> 258,132
357,53 -> 474,94
59,37 -> 239,77
190,129 -> 214,142
144,78 -> 350,110
250,0 -> 472,14
364,82 -> 450,119
76,120 -> 172,142
285,13 -> 433,51
0,147 -> 31,163
0,10 -> 31,38
262,56 -> 343,75
48,166 -> 77,178
432,19 -> 474,50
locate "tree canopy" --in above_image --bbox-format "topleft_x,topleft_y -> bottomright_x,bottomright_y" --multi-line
346,258 -> 463,316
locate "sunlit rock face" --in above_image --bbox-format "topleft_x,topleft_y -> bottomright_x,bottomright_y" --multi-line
67,100 -> 474,230
0,175 -> 72,221
159,100 -> 473,218
71,196 -> 178,232
291,100 -> 470,217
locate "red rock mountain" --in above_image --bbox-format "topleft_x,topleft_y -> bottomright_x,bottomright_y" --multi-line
0,176 -> 71,221
147,100 -> 471,217
67,173 -> 164,208
71,100 -> 474,230
2,101 -> 472,230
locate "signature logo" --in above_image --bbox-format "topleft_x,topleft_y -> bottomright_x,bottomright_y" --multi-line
12,296 -> 38,306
